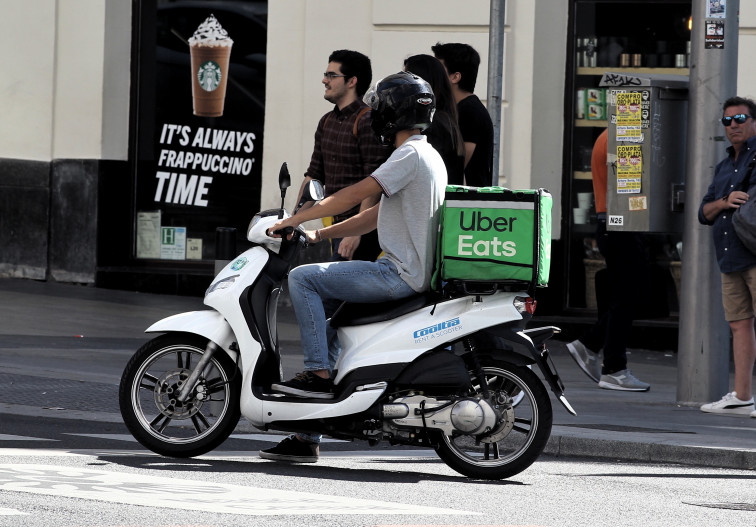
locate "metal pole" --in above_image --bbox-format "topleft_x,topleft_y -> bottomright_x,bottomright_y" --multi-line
487,0 -> 505,185
677,0 -> 739,404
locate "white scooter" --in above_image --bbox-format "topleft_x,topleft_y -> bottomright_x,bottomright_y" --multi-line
119,163 -> 575,480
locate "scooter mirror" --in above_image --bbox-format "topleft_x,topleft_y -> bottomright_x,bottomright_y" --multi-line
278,162 -> 291,219
279,162 -> 291,191
303,179 -> 325,203
294,179 -> 325,214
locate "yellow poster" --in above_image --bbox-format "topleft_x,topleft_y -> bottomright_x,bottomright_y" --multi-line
616,144 -> 642,194
615,91 -> 642,142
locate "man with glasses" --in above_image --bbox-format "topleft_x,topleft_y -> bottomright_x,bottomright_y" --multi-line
293,49 -> 389,262
699,96 -> 756,417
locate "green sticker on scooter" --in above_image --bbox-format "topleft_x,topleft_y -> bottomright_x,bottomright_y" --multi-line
230,257 -> 248,271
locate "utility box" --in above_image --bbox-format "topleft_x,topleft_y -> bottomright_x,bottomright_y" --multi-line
599,73 -> 688,232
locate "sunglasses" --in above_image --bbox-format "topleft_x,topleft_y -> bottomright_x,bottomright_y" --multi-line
721,114 -> 752,126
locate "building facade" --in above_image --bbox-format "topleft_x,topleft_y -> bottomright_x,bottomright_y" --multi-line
2,0 -> 755,309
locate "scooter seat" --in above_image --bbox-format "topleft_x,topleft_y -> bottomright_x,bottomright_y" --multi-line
329,293 -> 440,328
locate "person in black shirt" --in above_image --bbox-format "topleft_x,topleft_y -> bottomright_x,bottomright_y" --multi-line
403,54 -> 465,185
432,42 -> 494,187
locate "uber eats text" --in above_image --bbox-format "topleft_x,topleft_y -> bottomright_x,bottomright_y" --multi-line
457,210 -> 519,257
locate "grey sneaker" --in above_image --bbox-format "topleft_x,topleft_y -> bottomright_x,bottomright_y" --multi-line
566,340 -> 601,382
700,392 -> 755,415
598,369 -> 650,391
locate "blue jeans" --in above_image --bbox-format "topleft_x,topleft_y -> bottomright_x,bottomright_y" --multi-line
288,258 -> 415,445
288,257 -> 416,373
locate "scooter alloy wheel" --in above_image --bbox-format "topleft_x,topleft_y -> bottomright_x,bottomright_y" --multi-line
119,333 -> 241,458
434,362 -> 552,480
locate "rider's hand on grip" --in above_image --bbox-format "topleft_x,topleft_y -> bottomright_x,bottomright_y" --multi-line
267,226 -> 294,238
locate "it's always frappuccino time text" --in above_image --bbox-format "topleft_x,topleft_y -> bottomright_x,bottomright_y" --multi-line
153,123 -> 257,207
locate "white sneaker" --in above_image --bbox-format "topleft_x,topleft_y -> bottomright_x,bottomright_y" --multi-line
566,340 -> 601,382
700,392 -> 755,415
598,369 -> 650,391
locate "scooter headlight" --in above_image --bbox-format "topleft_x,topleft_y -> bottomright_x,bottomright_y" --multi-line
206,275 -> 238,295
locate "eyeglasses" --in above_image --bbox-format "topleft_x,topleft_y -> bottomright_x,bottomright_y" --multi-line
323,72 -> 347,80
721,114 -> 752,126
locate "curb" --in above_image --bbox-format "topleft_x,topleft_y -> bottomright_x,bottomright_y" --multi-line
545,432 -> 756,470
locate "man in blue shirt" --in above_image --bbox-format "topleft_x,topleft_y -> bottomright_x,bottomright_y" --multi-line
698,96 -> 756,417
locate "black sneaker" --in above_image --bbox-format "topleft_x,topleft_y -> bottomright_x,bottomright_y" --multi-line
271,371 -> 334,399
259,436 -> 319,463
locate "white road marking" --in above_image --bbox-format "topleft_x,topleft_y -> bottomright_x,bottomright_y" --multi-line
0,507 -> 28,516
0,464 -> 472,516
0,434 -> 56,442
65,433 -> 438,458
62,433 -> 137,442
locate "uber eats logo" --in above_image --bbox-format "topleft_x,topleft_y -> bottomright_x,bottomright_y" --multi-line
444,200 -> 535,265
456,210 -> 522,257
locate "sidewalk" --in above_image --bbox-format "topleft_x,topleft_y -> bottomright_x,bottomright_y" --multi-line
0,277 -> 754,470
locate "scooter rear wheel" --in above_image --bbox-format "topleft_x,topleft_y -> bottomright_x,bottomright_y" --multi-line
434,362 -> 552,480
119,333 -> 241,457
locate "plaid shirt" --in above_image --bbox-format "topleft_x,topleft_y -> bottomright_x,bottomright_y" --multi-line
305,99 -> 390,223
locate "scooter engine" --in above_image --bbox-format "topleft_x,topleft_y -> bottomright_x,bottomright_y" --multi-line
382,394 -> 504,437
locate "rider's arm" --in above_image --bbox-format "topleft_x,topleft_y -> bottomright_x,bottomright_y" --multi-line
270,176 -> 383,234
319,204 -> 379,240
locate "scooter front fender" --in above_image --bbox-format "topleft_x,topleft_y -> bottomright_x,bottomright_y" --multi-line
146,310 -> 237,359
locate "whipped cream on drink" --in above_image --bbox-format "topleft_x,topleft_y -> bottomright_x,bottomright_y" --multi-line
188,14 -> 233,47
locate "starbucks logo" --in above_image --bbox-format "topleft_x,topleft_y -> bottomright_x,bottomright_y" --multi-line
197,60 -> 222,92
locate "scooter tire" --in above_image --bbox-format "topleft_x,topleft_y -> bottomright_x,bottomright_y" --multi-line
119,333 -> 241,458
434,361 -> 552,480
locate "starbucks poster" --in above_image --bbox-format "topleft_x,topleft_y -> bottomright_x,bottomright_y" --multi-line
134,2 -> 267,262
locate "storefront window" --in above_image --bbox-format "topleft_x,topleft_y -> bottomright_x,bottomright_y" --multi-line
564,0 -> 690,313
132,1 -> 267,263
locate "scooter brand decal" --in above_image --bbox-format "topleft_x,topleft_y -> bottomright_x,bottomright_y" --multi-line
413,317 -> 462,343
230,257 -> 248,271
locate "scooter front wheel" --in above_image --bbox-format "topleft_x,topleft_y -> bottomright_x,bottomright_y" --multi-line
119,333 -> 241,457
434,362 -> 552,480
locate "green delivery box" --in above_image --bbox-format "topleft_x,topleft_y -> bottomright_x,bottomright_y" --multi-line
436,185 -> 552,287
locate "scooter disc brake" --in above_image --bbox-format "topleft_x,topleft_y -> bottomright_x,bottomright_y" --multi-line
478,396 -> 515,443
153,370 -> 203,419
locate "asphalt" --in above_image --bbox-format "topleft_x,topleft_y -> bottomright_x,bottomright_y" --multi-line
0,277 -> 754,471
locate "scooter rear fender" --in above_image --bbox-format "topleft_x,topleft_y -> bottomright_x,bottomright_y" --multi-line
145,310 -> 238,361
482,325 -> 577,416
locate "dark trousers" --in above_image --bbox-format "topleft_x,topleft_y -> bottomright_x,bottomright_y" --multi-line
581,221 -> 650,374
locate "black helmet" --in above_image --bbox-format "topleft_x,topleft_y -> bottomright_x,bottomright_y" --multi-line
363,71 -> 435,144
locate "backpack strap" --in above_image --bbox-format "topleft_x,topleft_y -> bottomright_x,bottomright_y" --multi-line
323,106 -> 370,138
352,106 -> 371,138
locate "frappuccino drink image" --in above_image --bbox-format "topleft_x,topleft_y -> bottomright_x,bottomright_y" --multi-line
188,14 -> 233,117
